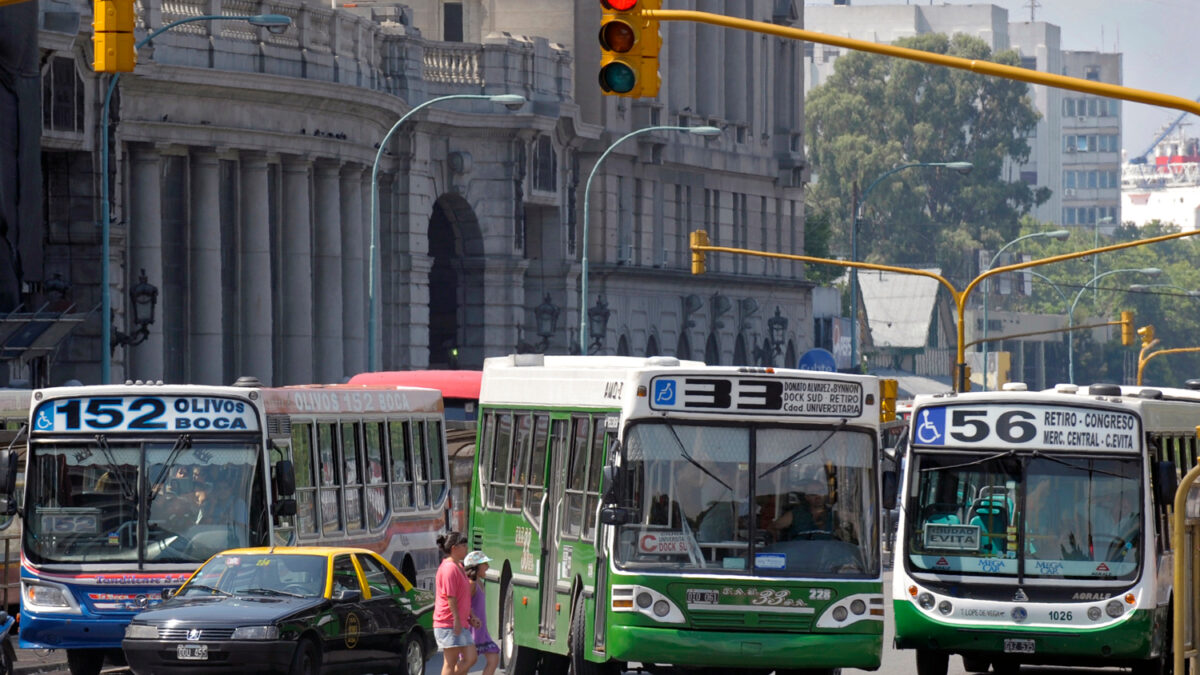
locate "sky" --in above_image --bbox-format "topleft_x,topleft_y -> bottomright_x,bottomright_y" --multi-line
807,0 -> 1200,159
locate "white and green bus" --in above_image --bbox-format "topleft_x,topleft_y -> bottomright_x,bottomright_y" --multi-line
893,382 -> 1200,675
469,354 -> 899,675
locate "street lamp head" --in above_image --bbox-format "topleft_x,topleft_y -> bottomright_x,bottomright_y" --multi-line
1043,229 -> 1071,241
1140,267 -> 1164,277
944,161 -> 973,175
488,94 -> 526,111
1127,284 -> 1149,292
248,14 -> 292,33
687,125 -> 722,137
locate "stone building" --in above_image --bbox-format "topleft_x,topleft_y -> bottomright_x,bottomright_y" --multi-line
17,0 -> 810,386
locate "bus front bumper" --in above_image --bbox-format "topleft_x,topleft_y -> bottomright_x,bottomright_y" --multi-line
606,624 -> 882,669
19,613 -> 131,650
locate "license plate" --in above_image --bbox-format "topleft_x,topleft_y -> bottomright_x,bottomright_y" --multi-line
177,644 -> 208,660
686,589 -> 718,605
1003,639 -> 1035,654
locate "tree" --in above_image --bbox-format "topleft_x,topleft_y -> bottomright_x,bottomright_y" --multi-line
801,207 -> 840,285
806,33 -> 1049,284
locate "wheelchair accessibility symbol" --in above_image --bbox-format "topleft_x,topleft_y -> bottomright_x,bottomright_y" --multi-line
652,379 -> 677,407
35,409 -> 53,431
915,408 -> 945,445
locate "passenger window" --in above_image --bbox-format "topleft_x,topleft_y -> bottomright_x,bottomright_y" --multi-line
332,555 -> 361,593
364,422 -> 388,529
523,414 -> 550,526
291,422 -> 319,537
341,422 -> 363,531
389,421 -> 413,509
356,554 -> 399,597
562,416 -> 590,538
317,423 -> 342,535
427,420 -> 447,505
490,413 -> 513,508
412,421 -> 429,508
507,415 -> 532,510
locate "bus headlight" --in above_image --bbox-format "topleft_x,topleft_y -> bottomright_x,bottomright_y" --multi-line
832,606 -> 848,622
636,592 -> 653,609
937,601 -> 952,615
850,599 -> 866,615
652,600 -> 670,617
610,585 -> 683,624
1087,607 -> 1102,621
917,592 -> 935,610
1106,600 -> 1125,618
22,580 -> 82,614
125,624 -> 159,639
231,625 -> 280,640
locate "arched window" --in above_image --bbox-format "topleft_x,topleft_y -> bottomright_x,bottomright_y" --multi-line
705,333 -> 720,365
733,334 -> 748,365
645,334 -> 660,357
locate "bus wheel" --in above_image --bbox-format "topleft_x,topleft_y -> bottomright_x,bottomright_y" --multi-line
916,650 -> 949,675
569,593 -> 607,675
961,655 -> 991,673
991,659 -> 1020,675
1132,657 -> 1168,675
501,582 -> 540,675
65,649 -> 105,675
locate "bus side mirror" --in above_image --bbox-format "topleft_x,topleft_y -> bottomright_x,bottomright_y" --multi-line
272,498 -> 297,517
1154,461 -> 1178,507
275,459 -> 296,497
881,470 -> 898,510
601,465 -> 620,504
600,506 -> 636,525
0,451 -> 16,495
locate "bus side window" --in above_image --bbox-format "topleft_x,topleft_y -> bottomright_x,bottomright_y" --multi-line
478,413 -> 496,508
388,421 -> 413,510
507,415 -> 531,511
582,419 -> 608,539
561,415 -> 590,539
411,420 -> 429,508
364,422 -> 388,530
291,421 -> 319,537
342,422 -> 364,532
523,414 -> 550,528
317,423 -> 343,536
490,413 -> 513,509
427,419 -> 447,506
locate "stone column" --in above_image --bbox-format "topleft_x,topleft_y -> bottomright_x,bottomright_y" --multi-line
128,144 -> 164,381
340,165 -> 366,376
189,150 -> 223,384
238,152 -> 273,385
281,156 -> 314,385
312,159 -> 344,383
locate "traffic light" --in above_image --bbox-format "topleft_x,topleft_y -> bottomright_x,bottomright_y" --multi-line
1120,310 -> 1134,346
598,0 -> 661,98
690,230 -> 709,274
959,364 -> 972,392
94,0 -> 136,73
1138,325 -> 1155,348
880,379 -> 898,422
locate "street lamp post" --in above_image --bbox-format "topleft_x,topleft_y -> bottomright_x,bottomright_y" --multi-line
99,13 -> 291,384
1067,267 -> 1161,383
850,161 -> 971,371
365,93 -> 525,372
580,125 -> 721,351
980,229 -> 1069,390
1128,284 -> 1200,298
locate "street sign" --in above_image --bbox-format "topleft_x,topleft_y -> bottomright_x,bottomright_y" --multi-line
797,348 -> 837,372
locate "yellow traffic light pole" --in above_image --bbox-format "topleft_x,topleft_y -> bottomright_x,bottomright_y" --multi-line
644,9 -> 1200,119
690,229 -> 1200,391
1137,341 -> 1200,386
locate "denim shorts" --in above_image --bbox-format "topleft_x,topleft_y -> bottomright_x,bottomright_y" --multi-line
434,627 -> 474,650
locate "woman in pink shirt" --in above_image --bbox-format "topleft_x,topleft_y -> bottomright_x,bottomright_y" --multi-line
434,532 -> 478,675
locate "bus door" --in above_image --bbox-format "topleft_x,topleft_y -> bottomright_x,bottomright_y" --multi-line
538,417 -> 570,639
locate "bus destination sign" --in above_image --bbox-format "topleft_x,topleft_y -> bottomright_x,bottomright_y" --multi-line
648,376 -> 863,417
911,404 -> 1138,452
33,396 -> 260,433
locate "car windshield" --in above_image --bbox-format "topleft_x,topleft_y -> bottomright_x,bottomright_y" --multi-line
24,439 -> 260,564
180,553 -> 328,598
906,452 -> 1141,580
613,421 -> 877,577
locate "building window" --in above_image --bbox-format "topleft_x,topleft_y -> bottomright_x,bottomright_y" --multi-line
1020,171 -> 1037,186
1020,56 -> 1037,70
532,135 -> 556,193
42,55 -> 85,133
443,2 -> 463,42
1085,65 -> 1100,81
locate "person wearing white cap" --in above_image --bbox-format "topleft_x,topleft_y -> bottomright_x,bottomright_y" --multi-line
463,550 -> 499,675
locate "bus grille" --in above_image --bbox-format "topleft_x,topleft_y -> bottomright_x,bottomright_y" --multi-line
157,627 -> 237,641
689,612 -> 813,632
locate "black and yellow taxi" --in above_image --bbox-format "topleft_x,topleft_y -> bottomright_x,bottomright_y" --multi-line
122,546 -> 435,675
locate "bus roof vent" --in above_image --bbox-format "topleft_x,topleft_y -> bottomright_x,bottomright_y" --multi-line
1053,383 -> 1078,394
1001,382 -> 1027,391
1186,379 -> 1200,391
511,354 -> 544,367
1088,384 -> 1123,397
232,376 -> 263,388
266,414 -> 292,438
646,356 -> 680,367
1136,388 -> 1163,399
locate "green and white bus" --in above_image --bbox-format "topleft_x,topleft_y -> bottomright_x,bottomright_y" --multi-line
469,354 -> 899,674
893,382 -> 1200,675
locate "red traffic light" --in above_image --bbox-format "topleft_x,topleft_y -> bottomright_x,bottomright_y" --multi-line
599,21 -> 636,52
602,0 -> 638,10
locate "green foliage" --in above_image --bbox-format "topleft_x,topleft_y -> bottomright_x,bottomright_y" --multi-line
806,33 -> 1047,279
802,208 -> 841,285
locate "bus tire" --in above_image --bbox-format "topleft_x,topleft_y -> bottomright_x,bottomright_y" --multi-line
65,649 -> 104,675
288,637 -> 320,675
915,649 -> 949,675
569,593 -> 606,675
501,582 -> 539,675
991,659 -> 1019,675
961,655 -> 991,673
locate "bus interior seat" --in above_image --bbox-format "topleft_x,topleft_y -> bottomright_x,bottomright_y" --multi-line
920,502 -> 961,525
968,497 -> 1010,554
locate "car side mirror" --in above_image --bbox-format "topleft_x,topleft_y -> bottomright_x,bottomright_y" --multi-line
275,459 -> 296,497
1154,460 -> 1178,507
881,470 -> 898,510
272,498 -> 297,517
333,589 -> 362,603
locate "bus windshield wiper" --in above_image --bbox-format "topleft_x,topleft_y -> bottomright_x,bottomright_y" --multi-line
918,449 -> 1014,473
1030,451 -> 1127,479
148,435 -> 193,504
759,419 -> 848,480
93,435 -> 138,503
663,423 -> 732,493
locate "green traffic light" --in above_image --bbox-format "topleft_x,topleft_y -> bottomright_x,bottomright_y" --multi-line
599,62 -> 636,94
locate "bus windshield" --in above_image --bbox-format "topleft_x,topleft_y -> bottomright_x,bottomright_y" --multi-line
615,421 -> 876,577
907,452 -> 1141,580
24,438 -> 260,565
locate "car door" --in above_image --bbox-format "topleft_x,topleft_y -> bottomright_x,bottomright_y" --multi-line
324,554 -> 370,672
356,552 -> 416,666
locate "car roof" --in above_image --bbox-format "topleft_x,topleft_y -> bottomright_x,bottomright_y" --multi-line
214,546 -> 382,558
